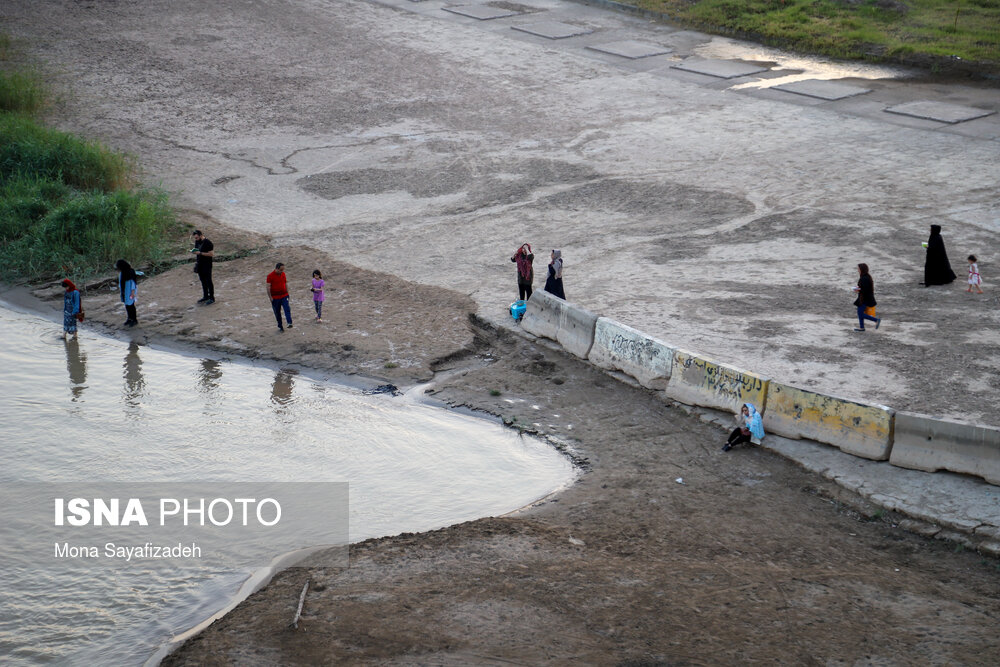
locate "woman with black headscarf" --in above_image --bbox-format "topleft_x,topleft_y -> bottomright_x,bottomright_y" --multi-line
115,259 -> 138,327
924,225 -> 956,286
543,249 -> 565,300
853,263 -> 881,332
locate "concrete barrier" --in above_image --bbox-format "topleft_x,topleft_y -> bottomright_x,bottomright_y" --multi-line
588,318 -> 673,389
520,289 -> 560,342
556,301 -> 599,359
664,350 -> 768,414
520,290 -> 598,359
890,412 -> 1000,485
763,382 -> 894,460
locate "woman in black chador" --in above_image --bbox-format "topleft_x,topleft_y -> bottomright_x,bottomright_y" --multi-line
924,224 -> 956,286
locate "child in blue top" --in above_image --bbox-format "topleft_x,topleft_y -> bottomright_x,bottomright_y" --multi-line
115,259 -> 138,327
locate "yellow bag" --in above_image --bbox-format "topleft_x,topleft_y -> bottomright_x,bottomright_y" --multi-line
864,306 -> 876,318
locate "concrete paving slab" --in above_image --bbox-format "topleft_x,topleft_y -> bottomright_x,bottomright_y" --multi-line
885,100 -> 996,124
773,79 -> 871,101
585,40 -> 671,59
762,433 -> 1000,536
443,4 -> 520,19
511,21 -> 594,39
670,58 -> 768,79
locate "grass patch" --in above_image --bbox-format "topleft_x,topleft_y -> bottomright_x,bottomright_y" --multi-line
0,68 -> 47,115
0,36 -> 180,283
0,114 -> 131,191
632,0 -> 1000,72
383,362 -> 399,368
489,389 -> 502,396
0,176 -> 176,281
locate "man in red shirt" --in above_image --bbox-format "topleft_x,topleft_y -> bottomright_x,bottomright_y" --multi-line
265,262 -> 293,331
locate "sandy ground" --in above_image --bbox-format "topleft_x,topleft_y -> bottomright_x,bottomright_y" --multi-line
41,220 -> 480,385
5,0 -> 1000,663
26,245 -> 1000,665
4,0 -> 1000,424
19,222 -> 998,666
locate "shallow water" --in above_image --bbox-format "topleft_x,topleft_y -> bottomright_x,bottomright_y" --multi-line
695,35 -> 916,89
0,302 -> 575,665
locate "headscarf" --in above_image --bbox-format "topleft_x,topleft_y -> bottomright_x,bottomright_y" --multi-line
115,259 -> 137,301
924,225 -> 956,286
61,279 -> 78,292
742,403 -> 765,440
514,243 -> 532,281
551,249 -> 563,279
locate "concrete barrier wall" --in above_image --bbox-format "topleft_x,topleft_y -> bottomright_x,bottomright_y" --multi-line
519,296 -> 1000,487
520,289 -> 561,342
588,318 -> 674,390
557,301 -> 599,360
520,290 -> 597,359
664,349 -> 768,414
890,412 -> 1000,485
763,382 -> 894,461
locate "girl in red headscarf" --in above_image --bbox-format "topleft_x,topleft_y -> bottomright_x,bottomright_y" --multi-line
61,279 -> 81,339
511,243 -> 534,301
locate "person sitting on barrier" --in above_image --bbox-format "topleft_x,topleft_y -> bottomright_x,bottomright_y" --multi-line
722,403 -> 764,452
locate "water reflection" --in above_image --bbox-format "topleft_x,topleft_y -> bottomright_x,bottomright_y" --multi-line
0,304 -> 575,667
270,369 -> 298,409
123,342 -> 145,410
693,35 -> 915,90
63,338 -> 87,402
197,359 -> 223,394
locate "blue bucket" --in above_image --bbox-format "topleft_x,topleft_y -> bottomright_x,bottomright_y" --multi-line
510,299 -> 527,322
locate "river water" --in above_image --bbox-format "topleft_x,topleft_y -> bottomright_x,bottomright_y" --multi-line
0,301 -> 575,665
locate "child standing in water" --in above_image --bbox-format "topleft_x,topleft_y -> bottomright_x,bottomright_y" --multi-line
311,270 -> 325,321
967,255 -> 983,294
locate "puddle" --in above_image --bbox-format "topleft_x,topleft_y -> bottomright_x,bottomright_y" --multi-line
694,36 -> 917,89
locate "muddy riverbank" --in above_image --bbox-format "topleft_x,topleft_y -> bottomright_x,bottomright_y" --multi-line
31,243 -> 998,665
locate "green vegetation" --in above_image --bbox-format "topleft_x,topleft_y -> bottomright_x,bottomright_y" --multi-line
0,68 -> 47,115
0,37 -> 178,283
384,362 -> 399,368
634,0 -> 1000,72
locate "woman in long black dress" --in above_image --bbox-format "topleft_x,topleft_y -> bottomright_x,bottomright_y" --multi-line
924,224 -> 956,286
543,249 -> 565,300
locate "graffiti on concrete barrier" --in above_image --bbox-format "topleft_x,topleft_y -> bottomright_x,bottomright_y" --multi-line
609,333 -> 656,361
680,354 -> 764,402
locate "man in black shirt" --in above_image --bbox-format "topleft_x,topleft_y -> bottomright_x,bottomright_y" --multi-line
192,230 -> 215,304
